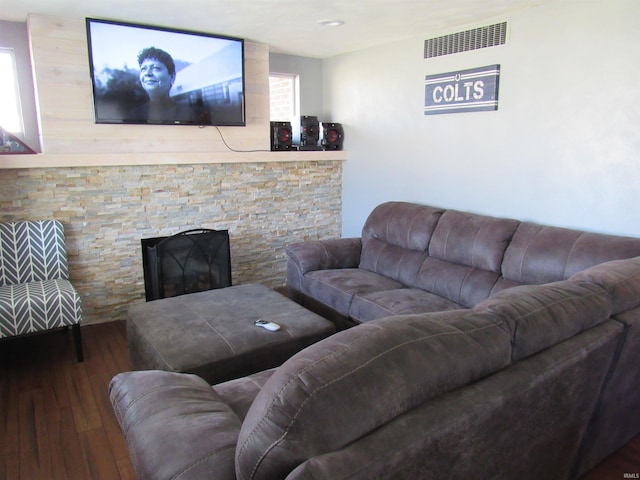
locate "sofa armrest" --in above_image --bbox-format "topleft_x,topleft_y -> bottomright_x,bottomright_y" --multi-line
109,371 -> 239,480
286,238 -> 362,274
286,238 -> 362,293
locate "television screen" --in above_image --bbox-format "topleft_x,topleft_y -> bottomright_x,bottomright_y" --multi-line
86,18 -> 245,126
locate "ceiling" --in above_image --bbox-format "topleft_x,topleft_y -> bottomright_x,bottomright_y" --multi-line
1,0 -> 555,58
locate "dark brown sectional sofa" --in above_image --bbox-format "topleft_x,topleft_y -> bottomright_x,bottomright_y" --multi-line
286,201 -> 640,330
109,201 -> 640,479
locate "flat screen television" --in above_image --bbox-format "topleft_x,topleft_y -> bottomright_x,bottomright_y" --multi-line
86,18 -> 245,126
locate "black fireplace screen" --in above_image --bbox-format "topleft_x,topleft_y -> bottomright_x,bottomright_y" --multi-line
141,229 -> 232,301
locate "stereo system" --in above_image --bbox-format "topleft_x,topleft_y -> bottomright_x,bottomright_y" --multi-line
270,121 -> 293,151
300,115 -> 322,151
270,117 -> 344,151
321,122 -> 344,151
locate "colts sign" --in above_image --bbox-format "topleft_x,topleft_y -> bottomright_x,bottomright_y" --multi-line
424,64 -> 500,115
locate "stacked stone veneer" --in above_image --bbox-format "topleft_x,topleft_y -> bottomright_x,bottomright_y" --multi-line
0,161 -> 342,325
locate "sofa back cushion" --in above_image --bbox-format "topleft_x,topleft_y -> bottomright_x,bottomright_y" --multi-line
359,202 -> 444,285
475,280 -> 611,361
570,256 -> 640,314
235,310 -> 511,480
499,223 -> 640,288
414,210 -> 519,307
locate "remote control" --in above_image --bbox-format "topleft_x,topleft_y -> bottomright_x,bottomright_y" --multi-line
254,319 -> 281,331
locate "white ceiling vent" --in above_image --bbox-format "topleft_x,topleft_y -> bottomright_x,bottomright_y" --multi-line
424,21 -> 507,59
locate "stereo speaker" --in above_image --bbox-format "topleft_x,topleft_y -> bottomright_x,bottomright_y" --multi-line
322,123 -> 344,150
300,115 -> 322,150
270,121 -> 293,151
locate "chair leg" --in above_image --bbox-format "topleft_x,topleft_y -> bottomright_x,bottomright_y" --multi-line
72,324 -> 84,362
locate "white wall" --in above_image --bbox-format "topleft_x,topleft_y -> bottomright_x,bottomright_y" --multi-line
324,1 -> 640,238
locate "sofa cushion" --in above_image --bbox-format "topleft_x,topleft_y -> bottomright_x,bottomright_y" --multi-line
235,310 -> 511,480
415,257 -> 505,308
109,370 -> 240,480
475,280 -> 611,361
359,240 -> 429,286
570,256 -> 640,314
501,223 -> 640,285
428,209 -> 519,273
303,268 -> 404,316
349,288 -> 463,323
361,201 -> 444,251
410,210 -> 519,307
359,202 -> 443,284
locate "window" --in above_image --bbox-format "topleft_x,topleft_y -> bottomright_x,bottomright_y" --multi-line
269,73 -> 299,123
0,48 -> 24,135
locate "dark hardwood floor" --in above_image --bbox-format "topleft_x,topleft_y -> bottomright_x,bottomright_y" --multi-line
0,322 -> 135,480
1,321 -> 639,479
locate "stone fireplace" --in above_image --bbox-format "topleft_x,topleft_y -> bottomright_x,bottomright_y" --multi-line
0,160 -> 343,325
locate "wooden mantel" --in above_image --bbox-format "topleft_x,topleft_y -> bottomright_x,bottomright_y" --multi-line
0,150 -> 347,169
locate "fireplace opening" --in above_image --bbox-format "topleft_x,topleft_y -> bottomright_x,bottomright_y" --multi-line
141,229 -> 232,301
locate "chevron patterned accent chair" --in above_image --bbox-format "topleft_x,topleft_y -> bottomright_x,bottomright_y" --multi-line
0,219 -> 83,361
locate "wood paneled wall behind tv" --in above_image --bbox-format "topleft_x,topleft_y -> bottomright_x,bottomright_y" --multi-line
1,14 -> 346,168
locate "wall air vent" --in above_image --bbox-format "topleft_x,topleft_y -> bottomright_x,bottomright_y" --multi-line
424,21 -> 507,59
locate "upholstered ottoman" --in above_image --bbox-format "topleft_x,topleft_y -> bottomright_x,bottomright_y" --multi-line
127,283 -> 335,384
